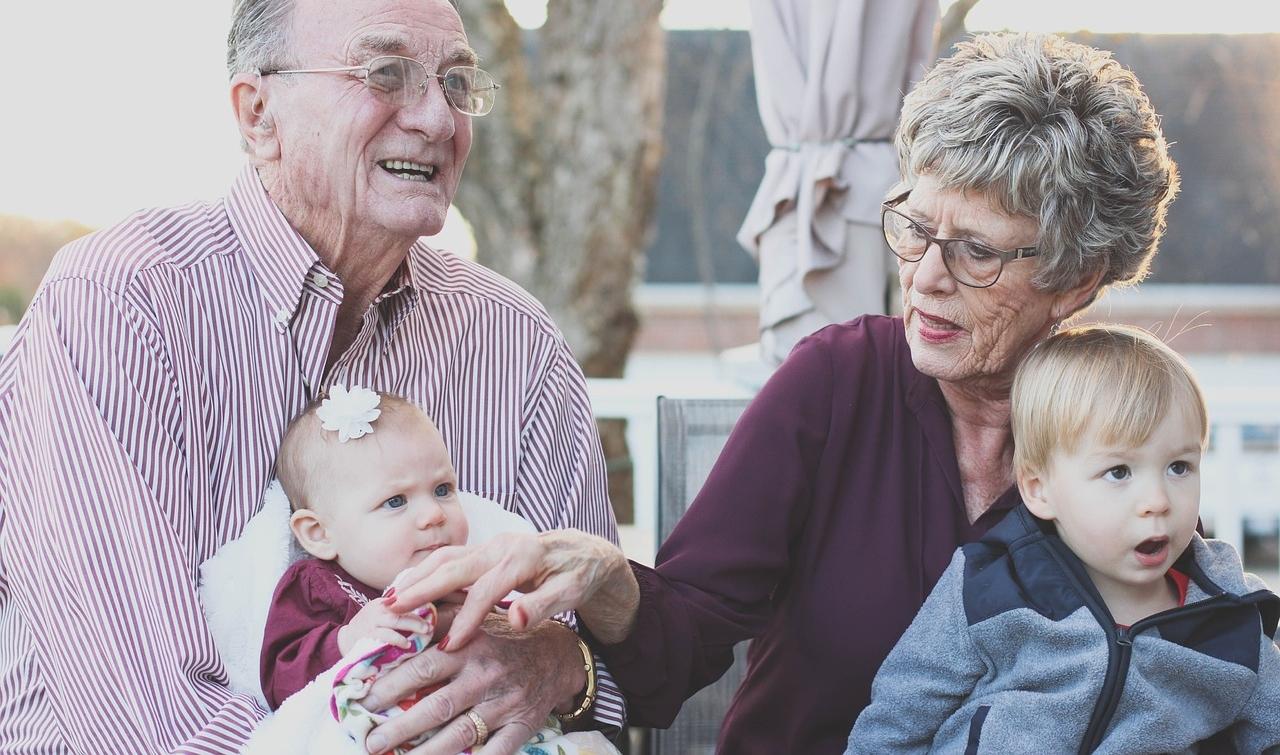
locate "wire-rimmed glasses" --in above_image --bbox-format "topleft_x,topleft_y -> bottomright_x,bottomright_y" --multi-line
881,190 -> 1039,288
260,55 -> 500,116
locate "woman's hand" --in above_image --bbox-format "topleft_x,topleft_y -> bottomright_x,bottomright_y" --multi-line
361,616 -> 584,755
389,530 -> 640,649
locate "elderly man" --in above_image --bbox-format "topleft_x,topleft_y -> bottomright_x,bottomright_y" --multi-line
0,0 -> 623,752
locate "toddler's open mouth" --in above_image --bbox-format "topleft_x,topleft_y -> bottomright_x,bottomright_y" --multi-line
1134,536 -> 1170,567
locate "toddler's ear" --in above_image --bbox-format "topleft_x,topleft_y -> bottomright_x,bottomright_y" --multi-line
1018,469 -> 1056,522
290,509 -> 338,560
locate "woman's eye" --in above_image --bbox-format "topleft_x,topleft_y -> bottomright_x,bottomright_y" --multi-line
1102,465 -> 1131,482
959,242 -> 997,262
1169,460 -> 1194,477
382,495 -> 407,510
434,483 -> 452,498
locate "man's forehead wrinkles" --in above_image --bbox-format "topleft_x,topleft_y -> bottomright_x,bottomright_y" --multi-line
348,32 -> 478,67
352,31 -> 412,56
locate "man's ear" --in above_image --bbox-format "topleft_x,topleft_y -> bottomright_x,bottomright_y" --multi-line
290,508 -> 337,560
230,73 -> 280,161
1051,268 -> 1106,323
1018,467 -> 1056,522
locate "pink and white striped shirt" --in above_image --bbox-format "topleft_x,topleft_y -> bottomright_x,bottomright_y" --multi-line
0,166 -> 623,753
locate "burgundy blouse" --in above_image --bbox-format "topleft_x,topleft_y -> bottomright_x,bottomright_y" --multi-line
595,316 -> 1021,753
260,559 -> 380,710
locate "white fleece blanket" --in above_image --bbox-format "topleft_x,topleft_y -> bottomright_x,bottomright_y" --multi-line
198,484 -> 617,753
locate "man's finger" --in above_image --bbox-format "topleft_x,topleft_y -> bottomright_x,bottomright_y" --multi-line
369,680 -> 477,754
478,719 -> 538,755
401,711 -> 479,755
362,647 -> 462,712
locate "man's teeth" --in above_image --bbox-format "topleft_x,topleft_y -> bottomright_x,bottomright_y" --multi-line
380,160 -> 436,181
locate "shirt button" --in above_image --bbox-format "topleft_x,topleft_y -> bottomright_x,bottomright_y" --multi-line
312,273 -> 329,289
273,308 -> 290,327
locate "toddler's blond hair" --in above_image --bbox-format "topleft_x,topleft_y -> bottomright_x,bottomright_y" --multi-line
1012,324 -> 1208,478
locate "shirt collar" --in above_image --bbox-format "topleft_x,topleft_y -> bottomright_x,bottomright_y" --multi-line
225,165 -> 420,332
225,165 -> 320,333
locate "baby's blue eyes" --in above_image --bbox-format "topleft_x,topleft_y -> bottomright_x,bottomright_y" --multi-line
1168,460 -> 1194,476
382,486 -> 452,509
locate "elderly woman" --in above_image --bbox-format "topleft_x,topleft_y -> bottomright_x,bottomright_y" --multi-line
369,32 -> 1179,754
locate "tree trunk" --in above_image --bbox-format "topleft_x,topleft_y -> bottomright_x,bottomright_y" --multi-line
456,0 -> 666,379
455,1 -> 666,524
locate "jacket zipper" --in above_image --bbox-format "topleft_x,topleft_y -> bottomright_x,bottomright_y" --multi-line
1078,596 -> 1230,752
1037,538 -> 1242,754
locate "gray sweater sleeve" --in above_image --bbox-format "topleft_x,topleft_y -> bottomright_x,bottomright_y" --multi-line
845,549 -> 986,754
1232,633 -> 1280,755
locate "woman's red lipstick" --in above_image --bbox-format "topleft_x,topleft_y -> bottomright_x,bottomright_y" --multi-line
915,310 -> 964,343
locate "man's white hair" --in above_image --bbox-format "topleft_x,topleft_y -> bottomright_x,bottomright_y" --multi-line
226,0 -> 295,77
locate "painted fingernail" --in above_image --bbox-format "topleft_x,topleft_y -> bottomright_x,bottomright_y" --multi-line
366,733 -> 388,753
513,605 -> 528,626
383,586 -> 396,600
437,634 -> 450,651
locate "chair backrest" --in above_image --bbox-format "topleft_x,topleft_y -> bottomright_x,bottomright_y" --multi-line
647,396 -> 751,755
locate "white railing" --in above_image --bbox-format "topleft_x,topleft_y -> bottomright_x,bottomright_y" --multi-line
1199,389 -> 1280,555
590,377 -> 1280,563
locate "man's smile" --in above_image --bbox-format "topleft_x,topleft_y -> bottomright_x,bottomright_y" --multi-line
377,158 -> 437,182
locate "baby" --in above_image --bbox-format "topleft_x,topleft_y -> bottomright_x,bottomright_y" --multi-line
848,325 -> 1280,753
260,386 -> 466,709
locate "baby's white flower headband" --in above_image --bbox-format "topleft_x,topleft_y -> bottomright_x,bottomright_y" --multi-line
316,384 -> 381,443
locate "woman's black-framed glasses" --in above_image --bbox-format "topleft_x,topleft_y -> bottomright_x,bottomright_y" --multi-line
260,55 -> 500,116
881,190 -> 1038,288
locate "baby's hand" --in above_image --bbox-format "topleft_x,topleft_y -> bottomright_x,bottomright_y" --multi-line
337,598 -> 436,656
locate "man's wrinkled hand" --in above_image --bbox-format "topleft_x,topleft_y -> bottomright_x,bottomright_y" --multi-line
361,615 -> 586,755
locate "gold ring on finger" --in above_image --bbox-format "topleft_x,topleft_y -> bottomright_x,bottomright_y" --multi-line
465,709 -> 489,746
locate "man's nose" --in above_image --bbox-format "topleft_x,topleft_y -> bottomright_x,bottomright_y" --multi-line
397,79 -> 456,141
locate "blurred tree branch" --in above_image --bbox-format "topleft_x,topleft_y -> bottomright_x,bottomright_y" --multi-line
938,0 -> 981,56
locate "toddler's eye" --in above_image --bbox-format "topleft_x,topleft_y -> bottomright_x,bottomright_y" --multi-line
382,495 -> 407,510
434,483 -> 452,498
1168,460 -> 1194,477
1102,465 -> 1131,482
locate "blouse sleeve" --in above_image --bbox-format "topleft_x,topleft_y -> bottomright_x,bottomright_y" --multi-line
593,333 -> 837,726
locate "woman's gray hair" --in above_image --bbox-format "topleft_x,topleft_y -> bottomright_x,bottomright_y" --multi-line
896,32 -> 1179,295
226,0 -> 295,77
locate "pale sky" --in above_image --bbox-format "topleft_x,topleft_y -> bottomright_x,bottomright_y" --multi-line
3,1 -> 1278,230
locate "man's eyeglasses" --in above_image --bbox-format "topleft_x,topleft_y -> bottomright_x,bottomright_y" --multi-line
259,55 -> 500,117
881,190 -> 1038,289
